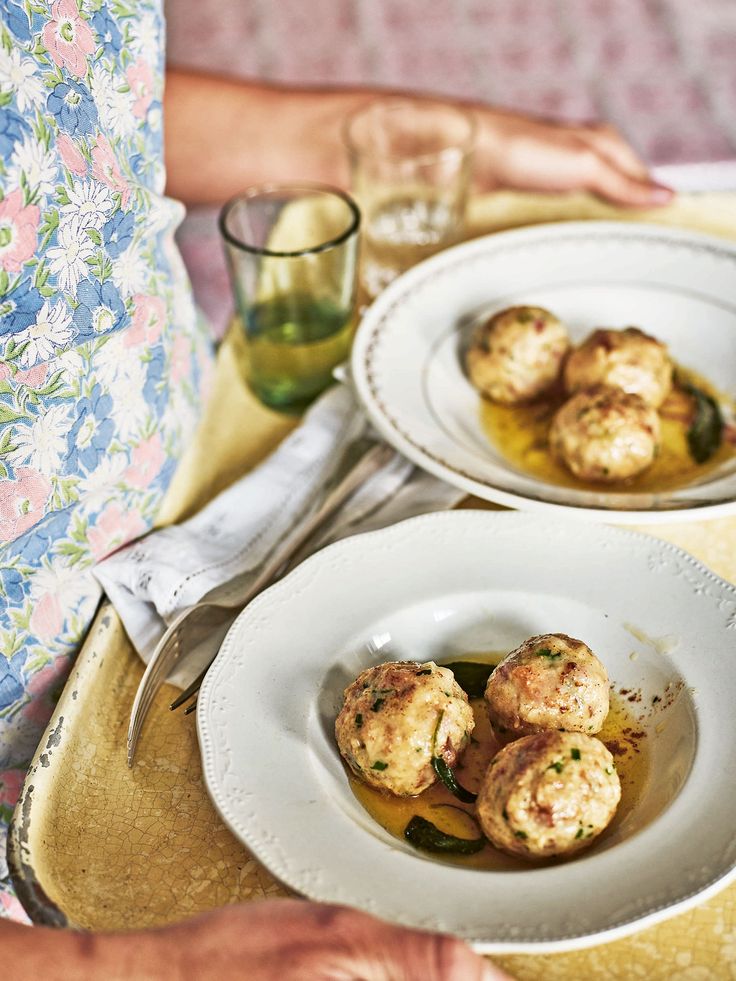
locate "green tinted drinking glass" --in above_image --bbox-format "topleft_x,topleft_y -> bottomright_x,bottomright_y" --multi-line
220,183 -> 361,413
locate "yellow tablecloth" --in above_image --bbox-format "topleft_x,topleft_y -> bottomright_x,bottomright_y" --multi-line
17,190 -> 736,979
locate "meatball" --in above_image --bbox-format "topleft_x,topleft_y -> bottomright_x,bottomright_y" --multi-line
549,385 -> 660,482
335,661 -> 474,797
476,730 -> 621,859
564,327 -> 673,408
465,305 -> 570,405
485,633 -> 610,739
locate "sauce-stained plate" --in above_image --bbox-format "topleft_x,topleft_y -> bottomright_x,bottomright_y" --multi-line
351,222 -> 736,522
198,511 -> 736,953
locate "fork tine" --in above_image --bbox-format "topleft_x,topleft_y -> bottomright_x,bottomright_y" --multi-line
127,608 -> 189,766
169,669 -> 205,710
128,606 -> 237,764
128,604 -> 233,763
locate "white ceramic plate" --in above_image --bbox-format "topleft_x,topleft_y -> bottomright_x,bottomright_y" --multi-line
198,511 -> 736,953
351,222 -> 736,522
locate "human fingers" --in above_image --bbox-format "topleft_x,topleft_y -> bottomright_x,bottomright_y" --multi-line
321,904 -> 512,981
163,900 -> 512,981
578,145 -> 673,207
574,122 -> 651,180
473,108 -> 673,207
368,926 -> 513,981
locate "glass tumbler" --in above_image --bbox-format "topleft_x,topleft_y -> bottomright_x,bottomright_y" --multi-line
344,98 -> 475,298
220,183 -> 361,413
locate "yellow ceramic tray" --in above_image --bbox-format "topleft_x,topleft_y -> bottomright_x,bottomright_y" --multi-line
9,192 -> 736,978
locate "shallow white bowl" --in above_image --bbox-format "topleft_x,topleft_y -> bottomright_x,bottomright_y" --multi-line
351,221 -> 736,522
199,511 -> 736,953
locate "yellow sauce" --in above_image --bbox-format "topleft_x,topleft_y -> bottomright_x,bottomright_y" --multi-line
348,655 -> 650,871
479,369 -> 735,493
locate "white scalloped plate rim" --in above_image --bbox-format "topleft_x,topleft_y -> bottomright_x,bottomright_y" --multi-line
350,221 -> 736,524
198,511 -> 736,954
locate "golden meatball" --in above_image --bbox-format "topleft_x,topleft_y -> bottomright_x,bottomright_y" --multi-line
564,327 -> 672,408
335,661 -> 474,797
465,305 -> 570,404
549,385 -> 660,482
476,731 -> 621,859
485,633 -> 609,739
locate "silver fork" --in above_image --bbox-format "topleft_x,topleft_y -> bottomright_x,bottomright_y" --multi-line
127,441 -> 397,766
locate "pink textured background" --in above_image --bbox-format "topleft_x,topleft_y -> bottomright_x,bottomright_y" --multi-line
165,0 -> 736,333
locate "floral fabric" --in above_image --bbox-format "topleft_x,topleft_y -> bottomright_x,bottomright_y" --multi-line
0,0 -> 213,917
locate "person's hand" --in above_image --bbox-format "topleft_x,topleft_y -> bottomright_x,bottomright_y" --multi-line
475,106 -> 673,208
163,70 -> 670,211
97,899 -> 511,980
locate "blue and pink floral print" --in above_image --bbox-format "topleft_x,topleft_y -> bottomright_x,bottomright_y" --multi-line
0,0 -> 213,917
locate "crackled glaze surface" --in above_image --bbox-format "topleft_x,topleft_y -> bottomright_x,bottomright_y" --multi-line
8,607 -> 285,930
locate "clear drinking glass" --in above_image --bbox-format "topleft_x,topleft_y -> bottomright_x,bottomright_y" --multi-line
344,98 -> 475,298
220,183 -> 361,413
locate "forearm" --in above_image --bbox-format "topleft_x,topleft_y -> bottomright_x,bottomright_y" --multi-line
0,921 -> 175,981
0,900 -> 507,980
163,67 -> 669,209
163,68 -> 508,204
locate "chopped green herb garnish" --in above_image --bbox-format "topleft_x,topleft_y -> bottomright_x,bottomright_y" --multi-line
571,748 -> 581,760
575,827 -> 584,839
442,661 -> 495,699
536,648 -> 561,660
371,760 -> 388,771
432,757 -> 477,803
514,830 -> 528,840
432,710 -> 445,755
371,698 -> 384,712
404,816 -> 485,855
547,760 -> 564,774
355,713 -> 363,729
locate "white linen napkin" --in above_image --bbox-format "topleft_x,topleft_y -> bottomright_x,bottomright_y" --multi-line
94,383 -> 463,686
